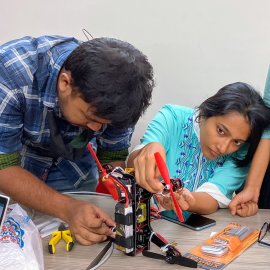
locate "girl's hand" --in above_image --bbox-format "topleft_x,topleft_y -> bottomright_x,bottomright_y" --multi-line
158,188 -> 196,211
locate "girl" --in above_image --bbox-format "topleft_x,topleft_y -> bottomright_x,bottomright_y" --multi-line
128,82 -> 270,215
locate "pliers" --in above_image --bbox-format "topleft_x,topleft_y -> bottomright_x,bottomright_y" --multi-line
48,223 -> 74,254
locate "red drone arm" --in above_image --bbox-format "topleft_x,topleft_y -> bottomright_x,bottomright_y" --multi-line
87,144 -> 107,178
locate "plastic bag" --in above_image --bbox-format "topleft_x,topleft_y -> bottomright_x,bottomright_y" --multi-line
0,204 -> 44,270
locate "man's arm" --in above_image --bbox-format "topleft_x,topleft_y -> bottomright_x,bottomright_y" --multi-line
0,166 -> 115,245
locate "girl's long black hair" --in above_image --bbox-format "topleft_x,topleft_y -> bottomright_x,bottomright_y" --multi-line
197,82 -> 270,167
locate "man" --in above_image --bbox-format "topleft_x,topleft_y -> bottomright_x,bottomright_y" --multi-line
0,35 -> 154,245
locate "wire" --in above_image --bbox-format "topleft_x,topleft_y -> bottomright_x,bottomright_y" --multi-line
87,144 -> 106,175
62,191 -> 111,197
85,241 -> 114,270
82,29 -> 94,40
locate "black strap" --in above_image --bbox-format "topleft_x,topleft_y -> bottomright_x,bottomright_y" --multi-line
115,212 -> 133,225
114,235 -> 134,249
47,109 -> 86,161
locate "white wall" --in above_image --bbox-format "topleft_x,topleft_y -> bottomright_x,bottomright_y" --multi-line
1,0 -> 270,148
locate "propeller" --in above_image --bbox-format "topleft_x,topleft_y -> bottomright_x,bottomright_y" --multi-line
142,250 -> 198,268
154,152 -> 184,222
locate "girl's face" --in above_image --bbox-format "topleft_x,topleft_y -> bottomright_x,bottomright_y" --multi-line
199,112 -> 251,159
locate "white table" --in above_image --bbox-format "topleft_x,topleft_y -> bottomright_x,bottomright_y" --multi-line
41,194 -> 270,270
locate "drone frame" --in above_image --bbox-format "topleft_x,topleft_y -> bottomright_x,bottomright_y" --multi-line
87,144 -> 197,267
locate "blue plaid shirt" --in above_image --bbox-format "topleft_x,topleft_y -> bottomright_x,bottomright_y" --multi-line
0,36 -> 133,186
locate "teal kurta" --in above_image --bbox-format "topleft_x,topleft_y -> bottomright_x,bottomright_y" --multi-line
140,104 -> 249,205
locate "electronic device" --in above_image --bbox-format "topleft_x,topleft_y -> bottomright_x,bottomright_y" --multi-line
0,194 -> 10,232
160,210 -> 216,231
87,144 -> 198,268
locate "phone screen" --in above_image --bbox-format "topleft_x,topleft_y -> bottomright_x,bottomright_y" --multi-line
0,204 -> 4,220
0,195 -> 10,231
160,210 -> 216,231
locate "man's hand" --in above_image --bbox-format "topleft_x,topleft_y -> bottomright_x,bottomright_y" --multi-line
63,199 -> 115,245
0,166 -> 115,246
229,189 -> 259,217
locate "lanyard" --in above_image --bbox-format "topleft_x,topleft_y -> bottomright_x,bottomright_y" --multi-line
45,109 -> 94,161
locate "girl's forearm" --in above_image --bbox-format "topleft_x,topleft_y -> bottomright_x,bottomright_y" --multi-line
187,192 -> 219,215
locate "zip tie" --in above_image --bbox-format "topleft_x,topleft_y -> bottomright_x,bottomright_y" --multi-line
160,243 -> 170,252
149,231 -> 156,243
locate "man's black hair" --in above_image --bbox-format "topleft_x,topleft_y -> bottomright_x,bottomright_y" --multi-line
197,82 -> 270,167
63,37 -> 154,128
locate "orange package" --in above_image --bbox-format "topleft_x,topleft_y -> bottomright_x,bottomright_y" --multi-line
184,223 -> 259,270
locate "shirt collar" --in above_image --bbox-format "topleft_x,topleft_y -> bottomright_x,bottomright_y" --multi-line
193,110 -> 200,142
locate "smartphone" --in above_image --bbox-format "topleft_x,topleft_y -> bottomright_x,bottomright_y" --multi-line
160,210 -> 216,231
0,194 -> 10,232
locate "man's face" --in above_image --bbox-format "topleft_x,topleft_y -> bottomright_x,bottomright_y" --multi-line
199,112 -> 251,159
57,70 -> 111,131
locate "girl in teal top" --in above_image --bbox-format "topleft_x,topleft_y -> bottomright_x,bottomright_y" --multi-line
128,82 -> 270,215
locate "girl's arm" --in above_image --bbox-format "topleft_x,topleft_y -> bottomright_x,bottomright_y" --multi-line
159,188 -> 219,215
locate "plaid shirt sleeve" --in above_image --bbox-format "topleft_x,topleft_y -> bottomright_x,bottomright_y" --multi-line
0,36 -> 79,155
0,37 -> 42,154
0,152 -> 21,169
0,83 -> 24,154
96,126 -> 134,163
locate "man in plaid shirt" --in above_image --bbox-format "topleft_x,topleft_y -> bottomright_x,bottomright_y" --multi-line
0,35 -> 154,244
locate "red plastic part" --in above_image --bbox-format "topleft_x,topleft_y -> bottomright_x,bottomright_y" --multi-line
87,143 -> 130,206
154,152 -> 184,222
